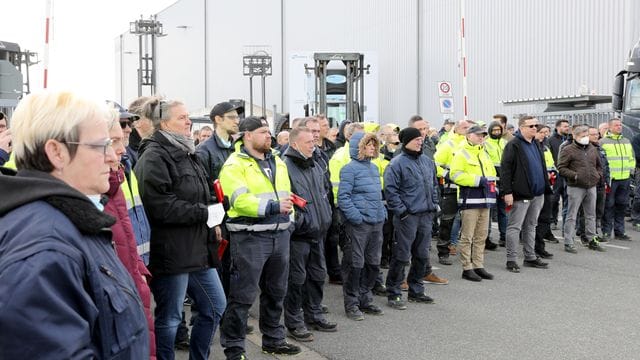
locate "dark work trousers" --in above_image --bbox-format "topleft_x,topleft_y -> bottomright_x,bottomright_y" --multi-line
535,193 -> 553,253
551,176 -> 566,225
325,208 -> 344,280
603,178 -> 631,236
385,212 -> 433,299
631,170 -> 640,224
374,207 -> 395,289
489,195 -> 508,243
381,207 -> 394,265
220,230 -> 290,359
284,234 -> 328,330
341,221 -> 383,312
437,189 -> 458,258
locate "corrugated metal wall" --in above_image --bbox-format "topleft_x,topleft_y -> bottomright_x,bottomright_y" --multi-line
420,0 -> 640,124
115,0 -> 640,127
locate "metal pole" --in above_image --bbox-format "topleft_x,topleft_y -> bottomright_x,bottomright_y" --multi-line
249,76 -> 254,116
151,30 -> 157,95
345,62 -> 352,121
359,54 -> 365,121
261,74 -> 267,118
320,61 -> 327,118
138,35 -> 143,97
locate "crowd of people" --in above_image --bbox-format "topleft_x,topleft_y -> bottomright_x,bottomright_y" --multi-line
0,90 -> 638,360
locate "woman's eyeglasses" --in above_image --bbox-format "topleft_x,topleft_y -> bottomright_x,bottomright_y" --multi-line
65,138 -> 114,156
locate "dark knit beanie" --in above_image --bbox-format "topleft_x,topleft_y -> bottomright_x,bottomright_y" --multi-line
399,127 -> 422,147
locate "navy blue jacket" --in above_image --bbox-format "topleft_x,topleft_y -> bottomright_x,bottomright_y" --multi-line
338,132 -> 386,224
0,170 -> 149,359
384,149 -> 439,216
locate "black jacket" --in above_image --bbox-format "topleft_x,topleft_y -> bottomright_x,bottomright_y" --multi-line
501,135 -> 552,201
134,131 -> 218,275
283,146 -> 332,241
549,130 -> 566,164
320,138 -> 337,159
196,131 -> 235,187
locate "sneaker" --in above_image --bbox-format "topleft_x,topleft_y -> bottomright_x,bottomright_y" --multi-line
474,268 -> 494,280
387,296 -> 408,310
535,250 -> 554,259
633,223 -> 640,232
564,244 -> 578,254
499,239 -> 506,247
307,319 -> 338,332
423,273 -> 449,285
438,256 -> 453,265
345,308 -> 364,321
448,244 -> 457,256
523,258 -> 549,268
485,239 -> 498,251
262,342 -> 302,355
372,284 -> 387,297
602,233 -> 611,241
462,269 -> 482,282
588,239 -> 606,252
598,235 -> 608,243
287,327 -> 314,342
408,293 -> 435,304
505,261 -> 520,273
360,303 -> 384,315
615,233 -> 632,241
400,280 -> 409,291
580,237 -> 590,246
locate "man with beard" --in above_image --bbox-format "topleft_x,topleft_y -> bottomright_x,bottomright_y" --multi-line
219,117 -> 300,359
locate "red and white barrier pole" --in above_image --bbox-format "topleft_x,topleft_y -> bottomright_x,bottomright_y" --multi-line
43,0 -> 52,88
460,0 -> 468,120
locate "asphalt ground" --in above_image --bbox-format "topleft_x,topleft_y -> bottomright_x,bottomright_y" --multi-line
178,220 -> 640,360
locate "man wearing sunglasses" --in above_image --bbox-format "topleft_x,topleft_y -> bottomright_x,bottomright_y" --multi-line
501,116 -> 553,273
107,101 -> 141,168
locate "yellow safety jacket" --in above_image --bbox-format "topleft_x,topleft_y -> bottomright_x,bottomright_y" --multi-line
433,131 -> 466,188
329,142 -> 351,205
600,132 -> 635,180
450,141 -> 497,209
219,140 -> 293,232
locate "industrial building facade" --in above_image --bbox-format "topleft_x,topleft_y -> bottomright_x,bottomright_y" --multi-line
115,0 -> 640,127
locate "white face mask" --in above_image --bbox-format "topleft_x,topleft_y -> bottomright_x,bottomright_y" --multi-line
577,137 -> 590,145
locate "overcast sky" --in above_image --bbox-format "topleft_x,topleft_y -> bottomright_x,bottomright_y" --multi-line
1,0 -> 176,103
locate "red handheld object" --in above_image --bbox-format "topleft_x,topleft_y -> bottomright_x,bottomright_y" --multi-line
290,193 -> 307,209
489,181 -> 496,193
213,179 -> 225,203
549,172 -> 556,186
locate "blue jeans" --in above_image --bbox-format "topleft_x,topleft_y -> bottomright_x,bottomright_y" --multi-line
450,211 -> 461,246
151,268 -> 226,360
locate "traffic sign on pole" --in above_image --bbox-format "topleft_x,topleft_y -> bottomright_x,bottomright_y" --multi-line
439,97 -> 454,113
438,81 -> 452,97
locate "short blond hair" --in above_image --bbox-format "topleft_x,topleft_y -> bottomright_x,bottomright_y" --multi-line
12,91 -> 111,171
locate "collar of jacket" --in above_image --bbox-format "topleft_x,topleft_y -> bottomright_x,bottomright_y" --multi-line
284,146 -> 315,168
605,132 -> 623,140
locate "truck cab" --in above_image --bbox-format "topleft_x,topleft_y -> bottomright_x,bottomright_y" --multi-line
613,39 -> 640,138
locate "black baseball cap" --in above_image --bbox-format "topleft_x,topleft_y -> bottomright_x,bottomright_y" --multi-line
238,116 -> 266,132
210,102 -> 245,120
